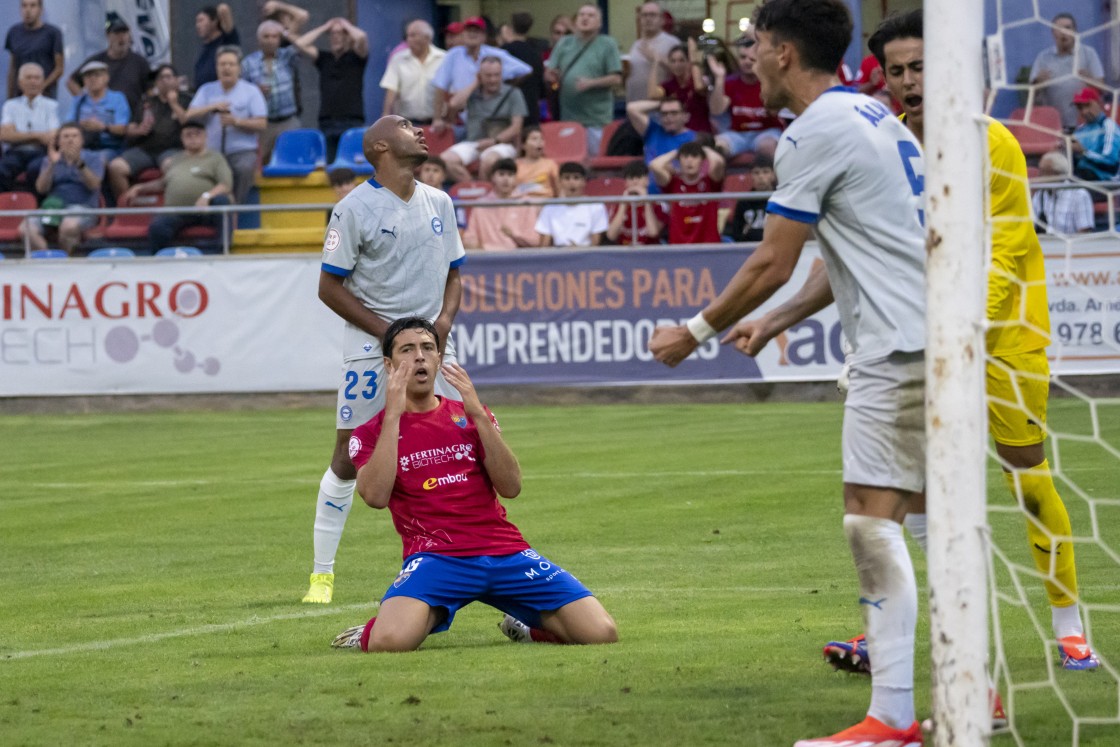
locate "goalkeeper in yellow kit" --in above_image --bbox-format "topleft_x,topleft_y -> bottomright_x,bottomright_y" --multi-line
728,9 -> 1100,675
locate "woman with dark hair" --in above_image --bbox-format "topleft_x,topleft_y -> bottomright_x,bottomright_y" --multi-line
650,43 -> 712,133
106,63 -> 190,200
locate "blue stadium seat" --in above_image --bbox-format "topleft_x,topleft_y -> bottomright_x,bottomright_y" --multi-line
327,127 -> 373,175
88,247 -> 136,258
155,246 -> 203,257
30,249 -> 67,259
261,129 -> 327,177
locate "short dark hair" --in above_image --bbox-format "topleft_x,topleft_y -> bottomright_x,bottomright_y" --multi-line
491,158 -> 517,175
753,0 -> 852,74
622,159 -> 649,179
658,96 -> 684,112
329,167 -> 356,187
424,155 -> 446,170
667,44 -> 688,59
750,155 -> 774,171
678,141 -> 705,159
383,316 -> 440,357
1053,12 -> 1076,29
559,161 -> 587,177
868,10 -> 922,68
198,5 -> 218,21
511,12 -> 533,35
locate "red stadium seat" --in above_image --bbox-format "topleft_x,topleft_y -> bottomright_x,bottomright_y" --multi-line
0,191 -> 37,242
723,171 -> 754,195
420,125 -> 456,157
105,194 -> 161,241
540,121 -> 589,164
1006,106 -> 1063,156
448,180 -> 491,201
585,176 -> 628,197
589,119 -> 637,171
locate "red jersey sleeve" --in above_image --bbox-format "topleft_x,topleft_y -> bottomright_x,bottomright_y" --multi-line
347,412 -> 385,471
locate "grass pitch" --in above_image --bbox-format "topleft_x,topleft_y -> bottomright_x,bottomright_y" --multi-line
0,400 -> 1116,746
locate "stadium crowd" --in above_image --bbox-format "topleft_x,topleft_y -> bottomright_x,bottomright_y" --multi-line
0,1 -> 1111,256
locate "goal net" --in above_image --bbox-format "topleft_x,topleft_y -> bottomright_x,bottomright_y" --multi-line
929,1 -> 1120,744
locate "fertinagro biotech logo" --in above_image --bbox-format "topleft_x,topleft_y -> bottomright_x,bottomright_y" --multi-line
2,278 -> 220,376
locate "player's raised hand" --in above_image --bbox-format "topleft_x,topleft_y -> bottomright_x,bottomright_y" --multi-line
649,324 -> 698,367
721,317 -> 773,357
382,357 -> 411,418
440,362 -> 484,417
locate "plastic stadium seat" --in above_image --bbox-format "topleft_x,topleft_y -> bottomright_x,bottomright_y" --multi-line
419,125 -> 455,157
31,248 -> 67,258
105,194 -> 161,241
585,176 -> 627,197
540,121 -> 589,164
88,247 -> 135,258
1006,106 -> 1063,156
719,171 -> 755,211
261,128 -> 327,177
156,246 -> 203,257
589,119 -> 638,171
328,127 -> 373,175
448,180 -> 491,201
0,191 -> 37,242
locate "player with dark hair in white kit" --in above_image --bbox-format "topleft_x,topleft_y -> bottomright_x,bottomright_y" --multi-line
302,115 -> 465,605
650,1 -> 927,744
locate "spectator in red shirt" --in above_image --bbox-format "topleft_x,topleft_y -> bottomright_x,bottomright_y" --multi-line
708,35 -> 782,162
606,159 -> 663,245
649,140 -> 724,245
649,44 -> 712,133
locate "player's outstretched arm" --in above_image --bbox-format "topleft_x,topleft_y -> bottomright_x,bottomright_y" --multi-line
722,258 -> 833,357
441,362 -> 522,498
356,360 -> 410,508
434,268 -> 463,356
649,214 -> 811,366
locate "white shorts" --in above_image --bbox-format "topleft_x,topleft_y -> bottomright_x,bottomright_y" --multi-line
335,351 -> 461,430
445,141 -> 517,166
841,351 -> 926,493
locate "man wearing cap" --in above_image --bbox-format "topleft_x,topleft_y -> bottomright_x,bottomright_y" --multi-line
66,17 -> 151,119
1030,13 -> 1105,132
5,0 -> 64,99
69,60 -> 131,160
122,119 -> 232,254
1070,86 -> 1120,181
0,62 -> 59,191
431,17 -> 532,135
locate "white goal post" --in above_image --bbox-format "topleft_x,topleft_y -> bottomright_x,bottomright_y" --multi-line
924,0 -> 991,743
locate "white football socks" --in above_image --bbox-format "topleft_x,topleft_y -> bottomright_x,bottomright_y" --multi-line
844,514 -> 918,729
1052,602 -> 1085,640
902,512 -> 928,554
312,467 -> 356,575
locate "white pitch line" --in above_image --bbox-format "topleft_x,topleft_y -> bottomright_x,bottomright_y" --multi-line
2,602 -> 376,661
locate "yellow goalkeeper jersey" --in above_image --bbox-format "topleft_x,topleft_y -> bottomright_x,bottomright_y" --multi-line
985,118 -> 1050,355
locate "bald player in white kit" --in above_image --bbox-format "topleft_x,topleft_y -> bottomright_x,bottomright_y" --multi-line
303,115 -> 465,605
649,1 -> 926,744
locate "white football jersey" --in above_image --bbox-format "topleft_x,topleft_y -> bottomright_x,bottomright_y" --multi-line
322,179 -> 466,361
768,87 -> 926,365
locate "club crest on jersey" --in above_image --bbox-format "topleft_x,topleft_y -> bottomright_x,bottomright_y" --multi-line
340,405 -> 353,422
363,342 -> 373,353
451,414 -> 467,428
348,435 -> 362,459
323,228 -> 341,252
431,216 -> 443,235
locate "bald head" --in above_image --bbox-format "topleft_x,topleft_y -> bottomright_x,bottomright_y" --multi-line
363,115 -> 427,169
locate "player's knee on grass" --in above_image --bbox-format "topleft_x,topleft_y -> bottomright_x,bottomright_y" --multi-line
368,598 -> 444,652
544,597 -> 618,644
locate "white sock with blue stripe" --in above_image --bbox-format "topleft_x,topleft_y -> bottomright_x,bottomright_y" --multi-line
312,467 -> 356,575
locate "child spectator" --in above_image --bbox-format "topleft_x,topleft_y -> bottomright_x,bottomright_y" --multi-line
514,125 -> 559,197
461,158 -> 539,250
417,156 -> 448,190
606,159 -> 662,245
650,140 -> 725,245
325,165 -> 358,222
723,155 -> 775,242
534,161 -> 608,246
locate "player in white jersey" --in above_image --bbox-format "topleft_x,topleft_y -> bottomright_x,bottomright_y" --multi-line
303,116 -> 466,604
649,1 -> 926,745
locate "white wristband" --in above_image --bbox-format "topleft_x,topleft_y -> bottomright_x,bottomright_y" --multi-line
686,312 -> 717,343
